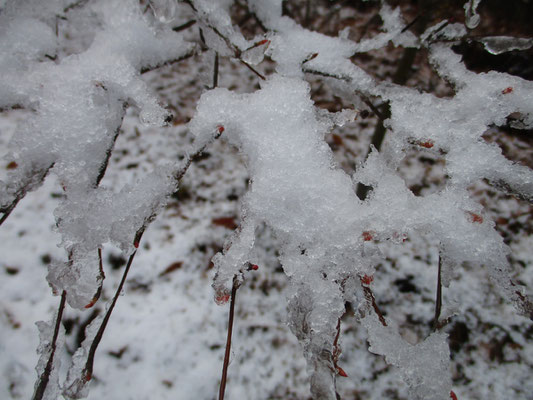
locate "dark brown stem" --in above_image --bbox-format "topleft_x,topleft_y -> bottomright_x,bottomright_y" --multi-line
219,277 -> 239,400
33,290 -> 67,400
173,19 -> 196,32
140,48 -> 195,74
82,232 -> 142,382
239,60 -> 266,80
433,253 -> 443,330
213,52 -> 219,89
0,196 -> 22,226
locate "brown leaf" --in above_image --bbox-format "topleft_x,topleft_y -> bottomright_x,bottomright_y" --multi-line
212,217 -> 238,230
159,261 -> 183,277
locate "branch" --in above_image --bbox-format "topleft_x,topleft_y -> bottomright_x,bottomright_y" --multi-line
218,276 -> 239,400
361,281 -> 387,327
32,290 -> 67,400
81,234 -> 142,384
140,48 -> 196,75
1,165 -> 53,227
433,252 -> 443,330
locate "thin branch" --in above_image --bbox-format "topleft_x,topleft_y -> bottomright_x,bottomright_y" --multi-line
94,107 -> 126,187
401,14 -> 420,33
1,165 -> 53,227
63,0 -> 89,13
362,284 -> 387,327
33,290 -> 67,400
81,233 -> 142,383
213,52 -> 219,89
140,48 -> 196,74
219,276 -> 239,400
174,129 -> 223,181
0,196 -> 22,226
433,252 -> 443,330
239,60 -> 266,80
173,19 -> 196,33
302,67 -> 351,83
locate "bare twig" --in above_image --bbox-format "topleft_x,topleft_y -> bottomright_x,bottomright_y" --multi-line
239,60 -> 266,80
219,276 -> 239,400
81,233 -> 142,383
33,290 -> 67,400
213,52 -> 219,88
401,15 -> 420,33
63,0 -> 89,13
173,19 -> 196,33
140,48 -> 196,74
433,252 -> 443,330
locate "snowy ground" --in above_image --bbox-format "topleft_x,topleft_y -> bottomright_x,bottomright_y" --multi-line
1,1 -> 533,399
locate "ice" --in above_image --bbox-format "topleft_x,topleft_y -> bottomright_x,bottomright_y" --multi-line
190,0 -> 249,56
47,251 -> 103,310
362,313 -> 452,400
63,315 -> 104,399
352,3 -> 417,52
33,316 -> 65,400
480,36 -> 533,55
149,0 -> 178,24
464,0 -> 482,29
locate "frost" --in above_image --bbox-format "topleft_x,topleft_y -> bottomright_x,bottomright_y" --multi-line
362,313 -> 452,400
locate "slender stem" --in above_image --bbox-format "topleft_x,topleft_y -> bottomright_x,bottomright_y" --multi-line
140,49 -> 195,74
172,19 -> 196,33
239,60 -> 266,80
33,290 -> 67,400
362,285 -> 387,327
82,234 -> 141,382
219,278 -> 239,400
1,165 -> 52,227
213,52 -> 219,89
434,253 -> 442,330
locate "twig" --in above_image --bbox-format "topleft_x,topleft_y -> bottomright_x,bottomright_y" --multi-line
302,67 -> 351,83
140,48 -> 196,74
401,15 -> 420,33
173,19 -> 196,33
433,252 -> 442,330
63,0 -> 89,13
33,290 -> 67,400
239,60 -> 266,80
362,284 -> 387,327
0,165 -> 53,227
95,107 -> 126,187
219,276 -> 239,400
81,233 -> 142,383
213,52 -> 219,88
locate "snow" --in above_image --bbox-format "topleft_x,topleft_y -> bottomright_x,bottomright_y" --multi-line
0,1 -> 532,399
